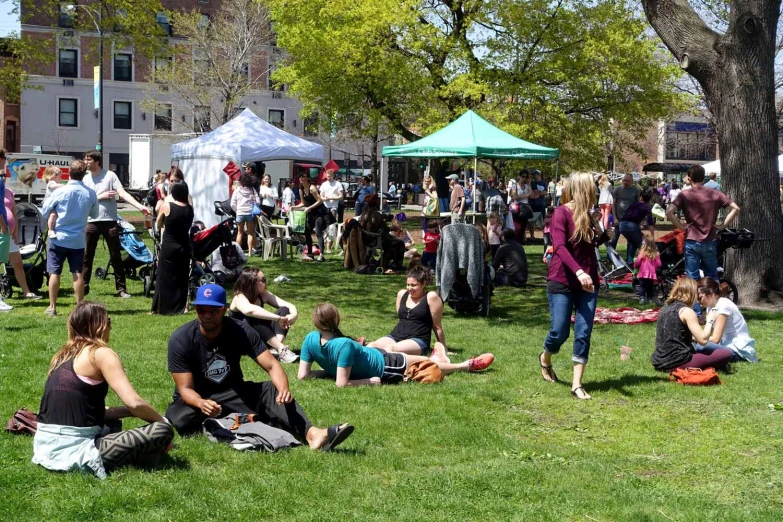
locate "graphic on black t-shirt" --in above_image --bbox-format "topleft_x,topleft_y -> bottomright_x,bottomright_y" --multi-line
206,353 -> 230,384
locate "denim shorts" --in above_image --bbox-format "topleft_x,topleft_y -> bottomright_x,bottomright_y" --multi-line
385,334 -> 429,355
47,242 -> 85,275
236,214 -> 254,223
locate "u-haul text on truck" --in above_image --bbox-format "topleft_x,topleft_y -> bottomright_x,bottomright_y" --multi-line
3,154 -> 74,201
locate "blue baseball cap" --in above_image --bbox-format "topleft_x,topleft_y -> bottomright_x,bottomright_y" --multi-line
193,284 -> 226,307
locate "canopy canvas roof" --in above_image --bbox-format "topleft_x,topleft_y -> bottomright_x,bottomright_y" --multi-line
702,156 -> 783,178
170,108 -> 323,164
381,110 -> 559,160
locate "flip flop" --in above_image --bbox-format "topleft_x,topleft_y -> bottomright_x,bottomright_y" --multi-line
539,352 -> 558,383
321,423 -> 354,452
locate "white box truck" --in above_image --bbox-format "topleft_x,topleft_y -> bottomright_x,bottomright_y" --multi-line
3,153 -> 74,202
128,134 -> 196,191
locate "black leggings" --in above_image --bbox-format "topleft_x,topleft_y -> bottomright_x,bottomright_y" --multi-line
95,422 -> 174,470
246,307 -> 290,343
165,381 -> 314,437
306,215 -> 326,256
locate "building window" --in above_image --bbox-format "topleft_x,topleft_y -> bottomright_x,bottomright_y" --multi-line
113,53 -> 132,82
303,113 -> 318,137
194,106 -> 211,133
156,12 -> 172,36
155,105 -> 172,131
59,49 -> 78,78
198,14 -> 210,28
665,130 -> 717,161
268,109 -> 284,129
59,2 -> 75,28
267,64 -> 284,91
5,121 -> 17,152
194,53 -> 210,86
59,98 -> 78,127
114,101 -> 132,130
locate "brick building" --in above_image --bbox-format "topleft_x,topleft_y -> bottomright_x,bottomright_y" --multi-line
19,1 -> 373,183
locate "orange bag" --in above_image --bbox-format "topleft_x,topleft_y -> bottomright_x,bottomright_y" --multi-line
403,360 -> 444,384
669,367 -> 721,386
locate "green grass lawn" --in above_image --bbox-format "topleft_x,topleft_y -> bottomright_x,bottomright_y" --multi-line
1,220 -> 783,521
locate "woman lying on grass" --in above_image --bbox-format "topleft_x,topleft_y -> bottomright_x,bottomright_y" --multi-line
652,278 -> 733,373
298,303 -> 494,387
367,265 -> 448,357
32,302 -> 174,479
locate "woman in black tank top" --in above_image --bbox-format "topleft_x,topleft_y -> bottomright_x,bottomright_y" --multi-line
290,173 -> 328,261
367,266 -> 449,358
34,302 -> 174,477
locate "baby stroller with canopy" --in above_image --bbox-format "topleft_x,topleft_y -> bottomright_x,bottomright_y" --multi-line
0,202 -> 47,298
435,223 -> 492,317
94,218 -> 153,282
596,244 -> 638,292
188,218 -> 236,298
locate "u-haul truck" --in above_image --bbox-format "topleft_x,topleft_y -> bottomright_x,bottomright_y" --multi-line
3,153 -> 74,202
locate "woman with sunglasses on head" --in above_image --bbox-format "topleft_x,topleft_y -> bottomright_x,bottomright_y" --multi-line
291,172 -> 329,261
33,302 -> 174,479
694,278 -> 757,363
228,267 -> 300,363
652,277 -> 734,373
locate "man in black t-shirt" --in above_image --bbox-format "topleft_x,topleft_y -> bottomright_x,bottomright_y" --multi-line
165,284 -> 353,451
493,229 -> 528,287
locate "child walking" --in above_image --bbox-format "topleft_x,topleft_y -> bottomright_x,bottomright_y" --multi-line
421,219 -> 440,270
487,212 -> 501,259
634,232 -> 661,305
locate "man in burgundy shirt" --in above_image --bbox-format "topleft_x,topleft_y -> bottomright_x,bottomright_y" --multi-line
665,165 -> 740,281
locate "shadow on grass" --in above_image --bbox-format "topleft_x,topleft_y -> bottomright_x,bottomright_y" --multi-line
586,374 -> 669,395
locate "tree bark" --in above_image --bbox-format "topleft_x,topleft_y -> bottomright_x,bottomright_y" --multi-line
643,0 -> 783,306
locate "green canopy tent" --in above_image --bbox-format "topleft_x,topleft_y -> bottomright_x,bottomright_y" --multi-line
380,110 -> 560,216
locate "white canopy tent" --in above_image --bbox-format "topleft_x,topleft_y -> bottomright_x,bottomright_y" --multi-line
702,155 -> 783,177
170,109 -> 323,226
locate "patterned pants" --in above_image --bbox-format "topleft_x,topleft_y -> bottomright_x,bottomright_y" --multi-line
96,422 -> 174,470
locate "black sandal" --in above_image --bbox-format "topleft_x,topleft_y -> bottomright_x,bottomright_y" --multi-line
538,352 -> 558,383
571,386 -> 592,400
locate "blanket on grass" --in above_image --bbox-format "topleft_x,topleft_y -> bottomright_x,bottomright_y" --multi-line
573,306 -> 659,325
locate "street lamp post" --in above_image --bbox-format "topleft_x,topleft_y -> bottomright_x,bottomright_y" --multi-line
67,4 -> 103,161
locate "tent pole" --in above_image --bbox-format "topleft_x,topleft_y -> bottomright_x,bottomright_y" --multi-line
380,156 -> 385,209
472,157 -> 478,224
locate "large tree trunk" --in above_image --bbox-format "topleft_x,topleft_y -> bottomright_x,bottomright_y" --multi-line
643,0 -> 783,306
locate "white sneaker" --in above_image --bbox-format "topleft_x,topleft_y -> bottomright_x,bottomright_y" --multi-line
0,299 -> 12,312
277,346 -> 299,363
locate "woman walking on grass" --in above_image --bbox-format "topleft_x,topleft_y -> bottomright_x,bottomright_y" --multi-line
230,173 -> 261,257
33,302 -> 173,479
652,278 -> 733,372
540,173 -> 612,400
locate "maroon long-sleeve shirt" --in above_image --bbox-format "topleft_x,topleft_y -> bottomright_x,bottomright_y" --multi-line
547,205 -> 608,292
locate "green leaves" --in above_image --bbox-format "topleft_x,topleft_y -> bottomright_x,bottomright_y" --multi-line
268,0 -> 688,170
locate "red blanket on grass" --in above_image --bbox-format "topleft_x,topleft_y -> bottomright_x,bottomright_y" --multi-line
572,307 -> 659,325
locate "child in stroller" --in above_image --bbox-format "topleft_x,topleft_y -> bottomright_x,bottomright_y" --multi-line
0,201 -> 47,299
93,217 -> 153,282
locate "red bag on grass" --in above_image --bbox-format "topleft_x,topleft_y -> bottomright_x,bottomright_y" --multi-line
669,368 -> 721,386
5,408 -> 38,435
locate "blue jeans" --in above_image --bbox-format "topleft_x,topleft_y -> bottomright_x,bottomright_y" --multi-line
684,240 -> 718,281
619,221 -> 643,264
544,289 -> 598,364
355,202 -> 367,216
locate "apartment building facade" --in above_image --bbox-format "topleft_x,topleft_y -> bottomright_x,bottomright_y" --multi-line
19,0 -> 375,184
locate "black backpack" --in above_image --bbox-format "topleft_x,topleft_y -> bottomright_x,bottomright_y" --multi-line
219,244 -> 241,270
145,185 -> 159,207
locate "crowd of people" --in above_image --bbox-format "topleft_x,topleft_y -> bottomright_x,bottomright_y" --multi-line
0,148 -> 761,477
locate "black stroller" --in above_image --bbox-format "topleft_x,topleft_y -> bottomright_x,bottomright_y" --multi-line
0,202 -> 47,298
436,223 -> 493,317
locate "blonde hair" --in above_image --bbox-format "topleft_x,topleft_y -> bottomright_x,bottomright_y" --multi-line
638,232 -> 659,261
565,172 -> 596,243
666,277 -> 697,306
488,212 -> 500,225
48,302 -> 111,376
598,173 -> 610,188
42,166 -> 61,183
560,179 -> 572,205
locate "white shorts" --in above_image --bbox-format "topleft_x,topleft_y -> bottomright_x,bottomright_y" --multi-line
9,241 -> 19,254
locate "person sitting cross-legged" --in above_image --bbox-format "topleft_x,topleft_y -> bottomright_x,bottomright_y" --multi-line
493,228 -> 528,287
165,284 -> 353,452
298,303 -> 495,387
